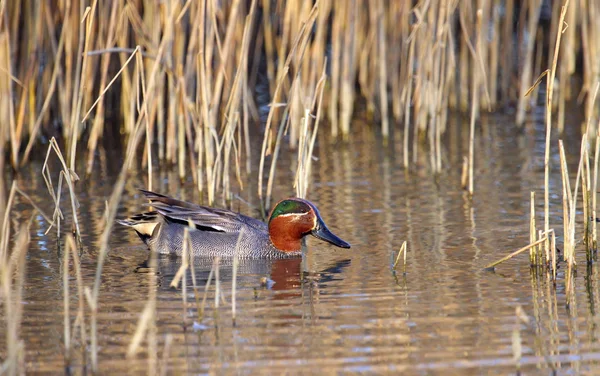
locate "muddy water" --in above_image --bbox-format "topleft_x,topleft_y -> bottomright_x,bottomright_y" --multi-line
3,112 -> 600,374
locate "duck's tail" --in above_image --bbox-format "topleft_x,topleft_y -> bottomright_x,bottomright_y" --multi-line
117,212 -> 160,244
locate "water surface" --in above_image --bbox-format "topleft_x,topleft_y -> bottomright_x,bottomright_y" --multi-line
2,112 -> 599,374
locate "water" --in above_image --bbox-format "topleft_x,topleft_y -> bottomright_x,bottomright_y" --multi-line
2,111 -> 600,374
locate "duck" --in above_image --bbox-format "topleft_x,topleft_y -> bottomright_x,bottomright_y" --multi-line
118,190 -> 351,258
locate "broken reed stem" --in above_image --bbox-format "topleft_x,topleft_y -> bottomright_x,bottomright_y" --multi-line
41,138 -> 81,244
82,46 -> 140,123
393,241 -> 408,274
484,237 -> 548,270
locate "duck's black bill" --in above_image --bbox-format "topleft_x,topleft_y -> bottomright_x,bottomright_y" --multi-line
311,220 -> 351,249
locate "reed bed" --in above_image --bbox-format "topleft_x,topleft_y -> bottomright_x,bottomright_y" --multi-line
1,0 -> 598,195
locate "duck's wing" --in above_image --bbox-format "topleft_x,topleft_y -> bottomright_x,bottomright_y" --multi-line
140,189 -> 267,233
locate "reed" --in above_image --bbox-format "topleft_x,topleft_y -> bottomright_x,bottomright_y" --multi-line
393,241 -> 408,274
594,117 -> 600,252
529,191 -> 537,265
41,138 -> 81,244
1,0 -> 598,194
558,139 -> 579,268
484,237 -> 548,270
89,45 -> 149,372
543,0 -> 570,262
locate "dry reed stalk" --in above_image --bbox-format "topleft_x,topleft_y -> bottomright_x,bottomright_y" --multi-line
516,0 -> 542,126
529,191 -> 537,265
0,8 -> 18,170
484,237 -> 548,270
21,25 -> 66,165
544,0 -> 570,259
258,4 -> 319,208
68,1 -> 97,171
583,145 -> 592,260
294,62 -> 327,199
488,4 -> 500,108
212,0 -> 257,204
339,0 -> 358,138
558,139 -> 581,268
393,241 -> 408,274
376,0 -> 389,138
329,1 -> 341,138
403,19 -> 417,169
594,117 -> 600,251
467,33 -> 478,195
90,39 -> 160,370
134,50 -> 153,192
264,107 -> 290,212
84,0 -> 119,173
41,138 -> 81,243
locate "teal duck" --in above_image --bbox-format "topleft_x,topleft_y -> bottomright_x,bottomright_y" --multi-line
118,190 -> 351,258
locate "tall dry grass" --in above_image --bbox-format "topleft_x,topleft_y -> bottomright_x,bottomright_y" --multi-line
1,0 -> 598,198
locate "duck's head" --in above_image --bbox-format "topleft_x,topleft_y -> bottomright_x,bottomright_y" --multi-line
268,198 -> 351,252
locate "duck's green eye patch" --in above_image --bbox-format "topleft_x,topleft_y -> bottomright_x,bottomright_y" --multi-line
269,199 -> 310,221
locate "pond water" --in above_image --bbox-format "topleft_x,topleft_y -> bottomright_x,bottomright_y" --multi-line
2,110 -> 600,374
